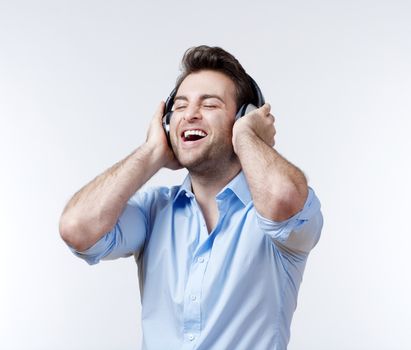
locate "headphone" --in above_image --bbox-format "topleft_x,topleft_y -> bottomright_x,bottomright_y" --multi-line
162,74 -> 265,144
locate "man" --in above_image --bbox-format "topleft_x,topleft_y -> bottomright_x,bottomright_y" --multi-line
60,45 -> 323,350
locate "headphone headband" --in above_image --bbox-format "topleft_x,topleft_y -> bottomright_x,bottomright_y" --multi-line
247,75 -> 265,108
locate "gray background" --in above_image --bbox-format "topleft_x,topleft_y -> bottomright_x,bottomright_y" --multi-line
1,0 -> 410,349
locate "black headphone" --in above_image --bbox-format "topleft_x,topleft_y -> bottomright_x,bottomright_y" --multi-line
162,74 -> 265,144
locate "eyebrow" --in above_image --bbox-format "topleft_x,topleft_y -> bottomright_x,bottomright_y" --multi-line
174,94 -> 225,104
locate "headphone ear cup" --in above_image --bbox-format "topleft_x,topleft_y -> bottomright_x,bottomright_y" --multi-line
235,104 -> 257,121
163,87 -> 176,145
235,104 -> 248,121
162,111 -> 173,145
162,112 -> 171,134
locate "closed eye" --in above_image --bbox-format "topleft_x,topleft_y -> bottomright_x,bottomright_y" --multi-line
202,96 -> 222,109
173,105 -> 187,111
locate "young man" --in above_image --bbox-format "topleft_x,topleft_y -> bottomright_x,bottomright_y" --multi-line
60,45 -> 323,350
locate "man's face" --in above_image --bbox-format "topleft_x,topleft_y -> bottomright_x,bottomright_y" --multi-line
169,70 -> 239,174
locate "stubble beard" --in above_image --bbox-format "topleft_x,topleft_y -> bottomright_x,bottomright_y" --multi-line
172,138 -> 239,178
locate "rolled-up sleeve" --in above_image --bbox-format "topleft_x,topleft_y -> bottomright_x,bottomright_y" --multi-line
256,187 -> 323,253
70,192 -> 148,265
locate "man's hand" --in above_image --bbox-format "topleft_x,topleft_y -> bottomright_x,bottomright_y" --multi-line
145,102 -> 182,170
231,102 -> 308,222
60,102 -> 182,252
232,103 -> 275,153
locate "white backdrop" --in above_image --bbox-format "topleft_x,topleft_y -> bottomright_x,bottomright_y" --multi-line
1,0 -> 410,349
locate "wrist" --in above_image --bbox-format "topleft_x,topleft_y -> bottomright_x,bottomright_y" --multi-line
139,142 -> 167,170
232,125 -> 255,153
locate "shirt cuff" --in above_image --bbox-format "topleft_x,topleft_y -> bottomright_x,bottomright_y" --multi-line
69,231 -> 116,265
255,187 -> 321,244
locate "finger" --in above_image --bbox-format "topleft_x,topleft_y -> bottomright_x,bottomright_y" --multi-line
154,101 -> 166,120
259,103 -> 271,115
268,113 -> 275,123
271,127 -> 276,147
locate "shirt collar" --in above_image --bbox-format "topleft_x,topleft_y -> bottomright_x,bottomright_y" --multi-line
173,171 -> 252,206
173,174 -> 194,202
217,171 -> 252,206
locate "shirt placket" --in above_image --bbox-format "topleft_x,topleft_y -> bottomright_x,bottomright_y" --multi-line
181,253 -> 209,348
181,193 -> 231,349
181,198 -> 210,349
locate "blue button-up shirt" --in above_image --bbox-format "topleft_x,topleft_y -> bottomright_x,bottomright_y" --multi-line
72,171 -> 323,350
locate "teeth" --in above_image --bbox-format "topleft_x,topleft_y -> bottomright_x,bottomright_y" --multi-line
184,130 -> 207,138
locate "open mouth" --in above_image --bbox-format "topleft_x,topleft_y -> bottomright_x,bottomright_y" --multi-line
181,129 -> 208,142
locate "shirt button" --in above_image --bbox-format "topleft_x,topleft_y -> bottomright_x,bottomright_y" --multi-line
188,334 -> 195,341
198,257 -> 204,263
190,295 -> 197,301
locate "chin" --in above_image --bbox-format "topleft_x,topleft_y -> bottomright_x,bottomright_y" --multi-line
173,138 -> 237,174
177,155 -> 209,173
181,153 -> 240,177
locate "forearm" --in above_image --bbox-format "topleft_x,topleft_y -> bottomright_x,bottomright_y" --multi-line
59,143 -> 163,251
234,131 -> 308,221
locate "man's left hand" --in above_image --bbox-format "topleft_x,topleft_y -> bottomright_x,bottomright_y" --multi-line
232,103 -> 276,153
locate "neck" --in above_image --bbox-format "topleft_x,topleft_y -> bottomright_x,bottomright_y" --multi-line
189,161 -> 242,202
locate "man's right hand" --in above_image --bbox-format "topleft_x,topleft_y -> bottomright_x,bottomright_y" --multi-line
145,101 -> 182,170
59,101 -> 183,252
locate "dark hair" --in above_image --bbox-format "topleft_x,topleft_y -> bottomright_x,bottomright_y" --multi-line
175,45 -> 256,109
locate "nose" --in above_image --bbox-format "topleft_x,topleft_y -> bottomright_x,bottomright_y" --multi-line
183,104 -> 202,122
